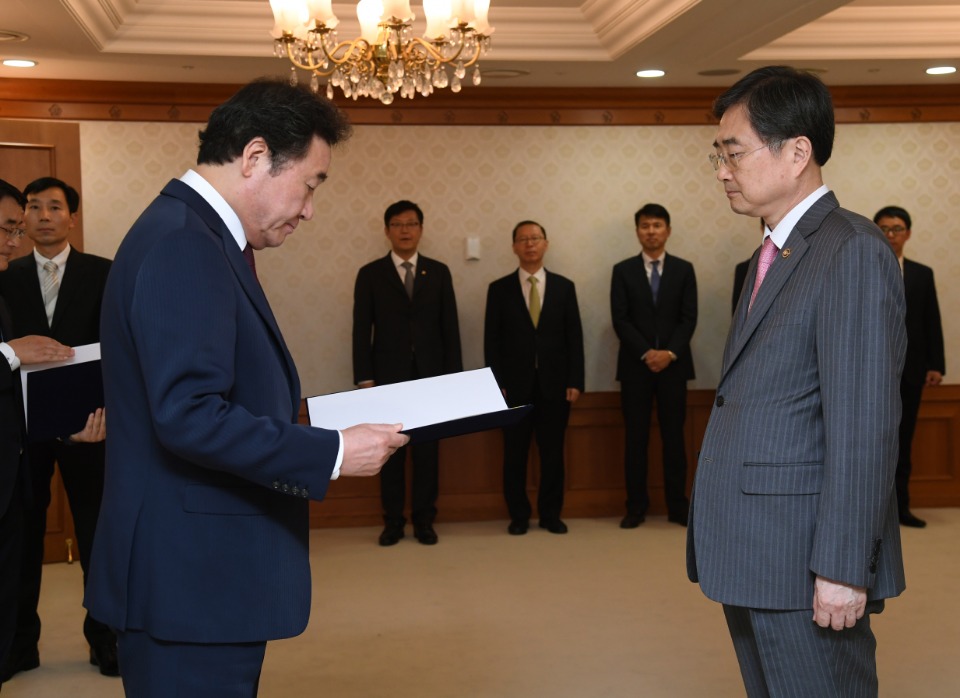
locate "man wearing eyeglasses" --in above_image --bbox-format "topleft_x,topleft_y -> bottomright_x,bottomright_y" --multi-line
611,203 -> 697,530
873,205 -> 944,529
688,66 -> 905,696
0,178 -> 83,686
484,220 -> 584,535
353,200 -> 462,546
0,176 -> 116,681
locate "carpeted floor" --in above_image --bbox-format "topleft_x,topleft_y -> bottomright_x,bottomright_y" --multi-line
3,510 -> 958,697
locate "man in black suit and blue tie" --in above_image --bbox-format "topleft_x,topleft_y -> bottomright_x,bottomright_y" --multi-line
873,205 -> 945,529
611,203 -> 697,529
689,66 -> 906,697
484,220 -> 584,535
353,201 -> 462,546
0,177 -> 116,679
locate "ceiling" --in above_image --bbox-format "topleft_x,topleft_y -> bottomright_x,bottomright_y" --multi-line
0,0 -> 958,89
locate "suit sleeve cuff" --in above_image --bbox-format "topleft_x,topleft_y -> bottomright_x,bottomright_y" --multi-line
0,342 -> 20,371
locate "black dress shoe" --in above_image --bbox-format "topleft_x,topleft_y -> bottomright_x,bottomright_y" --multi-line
413,524 -> 438,545
667,513 -> 688,527
507,520 -> 529,535
0,646 -> 39,683
378,524 -> 405,546
899,512 -> 927,528
538,519 -> 568,534
89,640 -> 121,677
619,513 -> 645,529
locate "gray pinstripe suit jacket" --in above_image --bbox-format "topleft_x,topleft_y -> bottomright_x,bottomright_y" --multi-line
687,191 -> 907,611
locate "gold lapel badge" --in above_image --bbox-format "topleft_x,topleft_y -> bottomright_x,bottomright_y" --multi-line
781,248 -> 792,258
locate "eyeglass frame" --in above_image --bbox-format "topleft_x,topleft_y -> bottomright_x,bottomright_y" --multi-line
514,235 -> 546,245
878,225 -> 908,236
0,224 -> 26,240
387,221 -> 422,231
708,140 -> 781,172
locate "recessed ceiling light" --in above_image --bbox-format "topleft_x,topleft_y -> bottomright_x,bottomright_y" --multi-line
926,66 -> 956,75
636,69 -> 665,79
2,59 -> 36,68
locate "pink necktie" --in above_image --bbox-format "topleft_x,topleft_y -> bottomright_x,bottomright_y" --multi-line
748,237 -> 778,311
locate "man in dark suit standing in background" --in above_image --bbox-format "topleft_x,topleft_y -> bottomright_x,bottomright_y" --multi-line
484,220 -> 584,535
84,79 -> 406,696
611,203 -> 697,529
874,205 -> 945,528
0,178 -> 89,689
689,66 -> 905,696
0,177 -> 117,679
353,200 -> 462,546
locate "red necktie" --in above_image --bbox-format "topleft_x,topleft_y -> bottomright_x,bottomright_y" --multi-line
242,244 -> 259,284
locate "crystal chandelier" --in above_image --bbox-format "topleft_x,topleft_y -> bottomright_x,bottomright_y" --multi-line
269,0 -> 494,103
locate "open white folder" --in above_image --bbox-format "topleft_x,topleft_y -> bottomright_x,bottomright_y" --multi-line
306,367 -> 531,444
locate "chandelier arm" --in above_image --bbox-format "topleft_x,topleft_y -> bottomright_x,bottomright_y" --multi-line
405,36 -> 482,68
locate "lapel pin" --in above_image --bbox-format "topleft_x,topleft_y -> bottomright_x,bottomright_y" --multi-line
782,248 -> 791,258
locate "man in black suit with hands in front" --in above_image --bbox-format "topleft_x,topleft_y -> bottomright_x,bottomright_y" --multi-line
874,205 -> 945,528
484,220 -> 584,535
611,203 -> 697,529
353,200 -> 462,546
0,177 -> 116,680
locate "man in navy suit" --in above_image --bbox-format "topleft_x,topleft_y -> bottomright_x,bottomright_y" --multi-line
611,203 -> 697,528
353,200 -> 462,546
484,220 -> 584,535
84,79 -> 407,697
689,66 -> 905,696
0,176 -> 116,680
873,205 -> 945,528
0,178 -> 85,687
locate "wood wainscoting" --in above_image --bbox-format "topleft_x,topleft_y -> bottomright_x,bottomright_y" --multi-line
307,385 -> 960,528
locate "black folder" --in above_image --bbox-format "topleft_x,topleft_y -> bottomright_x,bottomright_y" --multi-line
24,360 -> 104,442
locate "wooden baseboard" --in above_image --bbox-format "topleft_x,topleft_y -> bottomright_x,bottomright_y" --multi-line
307,386 -> 960,528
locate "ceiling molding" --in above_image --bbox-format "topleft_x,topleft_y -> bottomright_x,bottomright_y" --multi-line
581,0 -> 701,59
746,6 -> 960,60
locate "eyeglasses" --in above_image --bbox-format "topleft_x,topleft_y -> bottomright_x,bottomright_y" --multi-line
708,142 -> 778,171
388,221 -> 421,231
515,236 -> 545,245
879,225 -> 907,236
0,225 -> 26,240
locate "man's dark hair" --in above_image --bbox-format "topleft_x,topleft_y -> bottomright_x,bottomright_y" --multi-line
634,203 -> 670,227
384,200 -> 424,226
0,178 -> 25,209
23,177 -> 80,213
713,65 -> 835,167
873,205 -> 912,230
197,78 -> 352,173
511,220 -> 546,241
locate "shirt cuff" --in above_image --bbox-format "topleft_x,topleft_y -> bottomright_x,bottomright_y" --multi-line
1,342 -> 20,371
330,430 -> 344,480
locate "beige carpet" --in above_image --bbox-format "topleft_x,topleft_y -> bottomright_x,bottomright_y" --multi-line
4,510 -> 958,697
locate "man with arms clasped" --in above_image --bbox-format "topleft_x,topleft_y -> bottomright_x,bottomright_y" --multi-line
688,66 -> 906,697
873,205 -> 944,529
84,79 -> 407,697
353,200 -> 462,546
484,220 -> 584,535
611,203 -> 697,529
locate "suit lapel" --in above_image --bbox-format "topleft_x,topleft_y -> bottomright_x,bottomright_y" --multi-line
379,254 -> 408,300
721,192 -> 839,381
49,251 -> 83,334
514,270 -> 537,329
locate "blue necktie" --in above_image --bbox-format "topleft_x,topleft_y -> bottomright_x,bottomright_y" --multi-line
650,259 -> 661,303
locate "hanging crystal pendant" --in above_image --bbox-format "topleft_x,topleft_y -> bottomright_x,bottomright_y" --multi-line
472,67 -> 481,86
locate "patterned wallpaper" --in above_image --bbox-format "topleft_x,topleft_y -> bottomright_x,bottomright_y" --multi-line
79,120 -> 960,396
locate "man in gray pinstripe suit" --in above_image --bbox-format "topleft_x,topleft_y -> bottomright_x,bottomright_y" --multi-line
688,66 -> 906,697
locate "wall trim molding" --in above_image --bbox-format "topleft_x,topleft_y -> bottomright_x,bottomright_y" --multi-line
2,79 -> 958,126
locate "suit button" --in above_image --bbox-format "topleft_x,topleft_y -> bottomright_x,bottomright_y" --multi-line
301,488 -> 309,498
291,486 -> 300,496
716,395 -> 725,407
282,483 -> 290,493
272,480 -> 280,490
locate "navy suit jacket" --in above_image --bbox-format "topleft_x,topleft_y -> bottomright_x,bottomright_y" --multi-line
352,252 -> 461,386
85,179 -> 341,643
484,270 -> 584,406
688,192 -> 907,610
610,252 -> 697,382
902,258 -> 945,386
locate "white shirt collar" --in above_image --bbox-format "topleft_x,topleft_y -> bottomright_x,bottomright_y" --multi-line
33,243 -> 71,268
765,184 -> 829,249
391,250 -> 418,269
180,169 -> 247,252
519,266 -> 545,284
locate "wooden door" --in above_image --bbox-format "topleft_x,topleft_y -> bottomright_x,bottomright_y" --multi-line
1,118 -> 84,563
